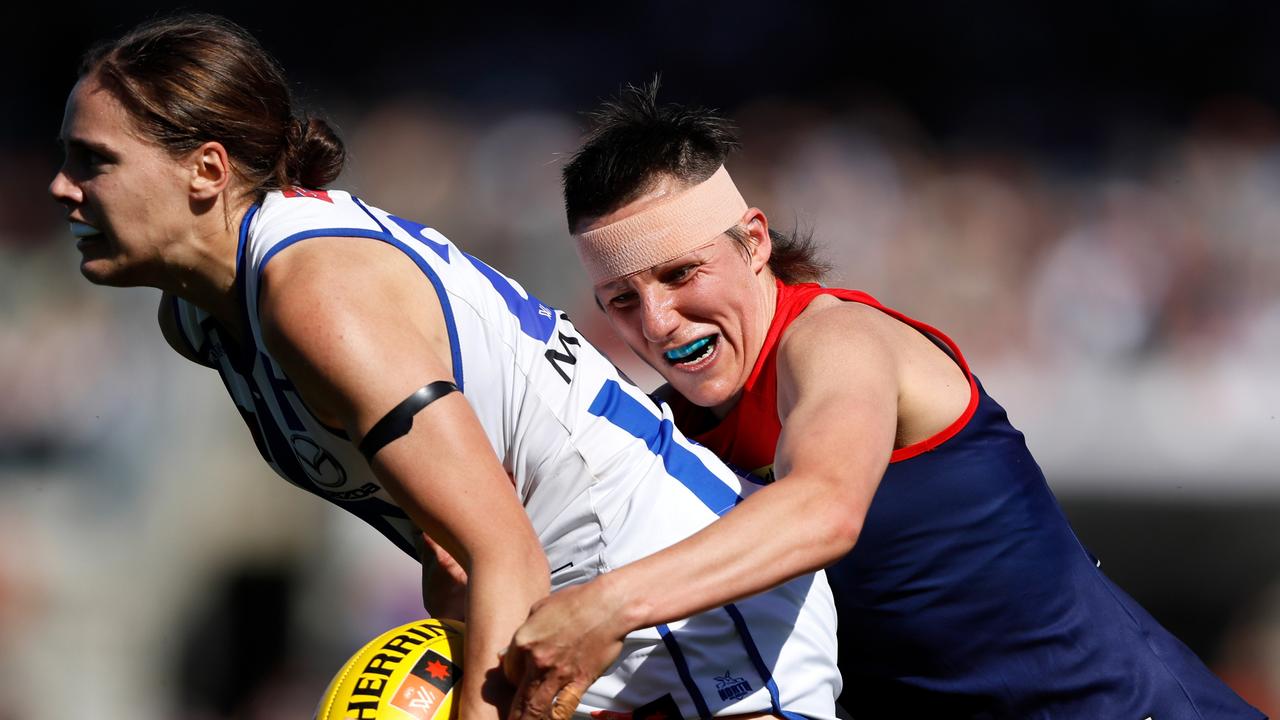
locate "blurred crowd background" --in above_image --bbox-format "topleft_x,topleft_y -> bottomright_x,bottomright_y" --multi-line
2,2 -> 1279,718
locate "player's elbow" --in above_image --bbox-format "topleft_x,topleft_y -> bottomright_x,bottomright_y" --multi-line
813,502 -> 862,566
824,509 -> 865,561
779,470 -> 866,568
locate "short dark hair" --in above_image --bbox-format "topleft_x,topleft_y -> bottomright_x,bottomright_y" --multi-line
82,13 -> 344,200
563,80 -> 828,284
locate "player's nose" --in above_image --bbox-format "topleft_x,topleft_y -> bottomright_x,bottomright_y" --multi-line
639,288 -> 681,344
49,168 -> 82,207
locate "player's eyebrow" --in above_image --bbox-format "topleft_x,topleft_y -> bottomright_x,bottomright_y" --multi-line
60,135 -> 117,158
596,279 -> 627,295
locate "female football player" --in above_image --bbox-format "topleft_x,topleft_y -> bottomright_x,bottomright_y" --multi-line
51,17 -> 840,720
505,84 -> 1264,720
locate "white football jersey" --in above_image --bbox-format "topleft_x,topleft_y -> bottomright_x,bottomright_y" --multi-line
169,189 -> 839,719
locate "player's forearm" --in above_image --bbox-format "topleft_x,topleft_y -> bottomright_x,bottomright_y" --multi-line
605,473 -> 859,632
460,547 -> 550,720
423,561 -> 468,620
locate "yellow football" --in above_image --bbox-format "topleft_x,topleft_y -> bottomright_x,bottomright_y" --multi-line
315,618 -> 466,720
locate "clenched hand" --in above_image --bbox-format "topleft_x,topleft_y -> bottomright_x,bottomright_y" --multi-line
503,578 -> 631,720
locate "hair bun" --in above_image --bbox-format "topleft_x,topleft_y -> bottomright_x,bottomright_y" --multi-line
283,115 -> 346,190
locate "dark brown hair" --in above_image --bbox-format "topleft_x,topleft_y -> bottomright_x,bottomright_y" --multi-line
81,13 -> 344,199
563,80 -> 828,284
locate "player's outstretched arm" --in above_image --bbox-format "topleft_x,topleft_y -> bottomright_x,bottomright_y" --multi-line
505,301 -> 899,720
259,237 -> 549,720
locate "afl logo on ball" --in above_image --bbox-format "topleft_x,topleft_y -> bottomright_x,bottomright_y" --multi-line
290,434 -> 347,488
393,649 -> 462,719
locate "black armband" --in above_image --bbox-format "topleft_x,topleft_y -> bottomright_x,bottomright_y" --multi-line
358,380 -> 459,460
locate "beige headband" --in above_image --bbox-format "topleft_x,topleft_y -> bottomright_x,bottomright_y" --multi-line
574,165 -> 749,284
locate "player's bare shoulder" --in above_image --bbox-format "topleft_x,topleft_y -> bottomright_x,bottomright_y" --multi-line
774,295 -> 901,417
778,292 -> 970,446
256,236 -> 455,426
258,236 -> 448,354
781,295 -> 894,363
784,295 -> 956,376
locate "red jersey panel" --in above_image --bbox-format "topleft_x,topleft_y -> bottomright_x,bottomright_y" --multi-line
693,280 -> 978,471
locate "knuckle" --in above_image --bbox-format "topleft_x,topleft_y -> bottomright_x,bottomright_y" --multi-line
529,646 -> 557,669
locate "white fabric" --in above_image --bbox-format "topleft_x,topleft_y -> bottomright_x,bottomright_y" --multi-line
172,190 -> 839,719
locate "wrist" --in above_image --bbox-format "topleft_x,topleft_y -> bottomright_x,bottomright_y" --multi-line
597,566 -> 653,633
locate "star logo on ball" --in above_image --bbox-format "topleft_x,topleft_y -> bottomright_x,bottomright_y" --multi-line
426,659 -> 450,680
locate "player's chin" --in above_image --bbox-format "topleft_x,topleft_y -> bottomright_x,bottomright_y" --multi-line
661,372 -> 733,410
78,259 -> 113,285
78,256 -> 140,288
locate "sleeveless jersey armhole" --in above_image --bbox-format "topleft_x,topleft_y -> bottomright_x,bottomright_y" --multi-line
776,282 -> 982,463
879,311 -> 980,463
166,294 -> 214,368
249,200 -> 465,393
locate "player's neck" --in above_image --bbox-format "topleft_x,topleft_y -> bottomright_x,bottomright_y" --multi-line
158,200 -> 249,332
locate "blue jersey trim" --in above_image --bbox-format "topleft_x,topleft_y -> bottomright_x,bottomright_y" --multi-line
254,227 -> 396,324
463,252 -> 557,343
349,197 -> 464,388
358,197 -> 555,345
349,196 -> 396,237
259,351 -> 306,432
657,623 -> 712,720
168,294 -> 208,365
385,213 -> 451,262
252,227 -> 466,393
587,380 -> 743,515
257,228 -> 393,270
376,236 -> 466,393
236,204 -> 257,274
722,603 -> 805,720
229,204 -> 263,372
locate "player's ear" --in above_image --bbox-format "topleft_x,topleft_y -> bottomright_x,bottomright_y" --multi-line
742,208 -> 771,274
188,141 -> 233,201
